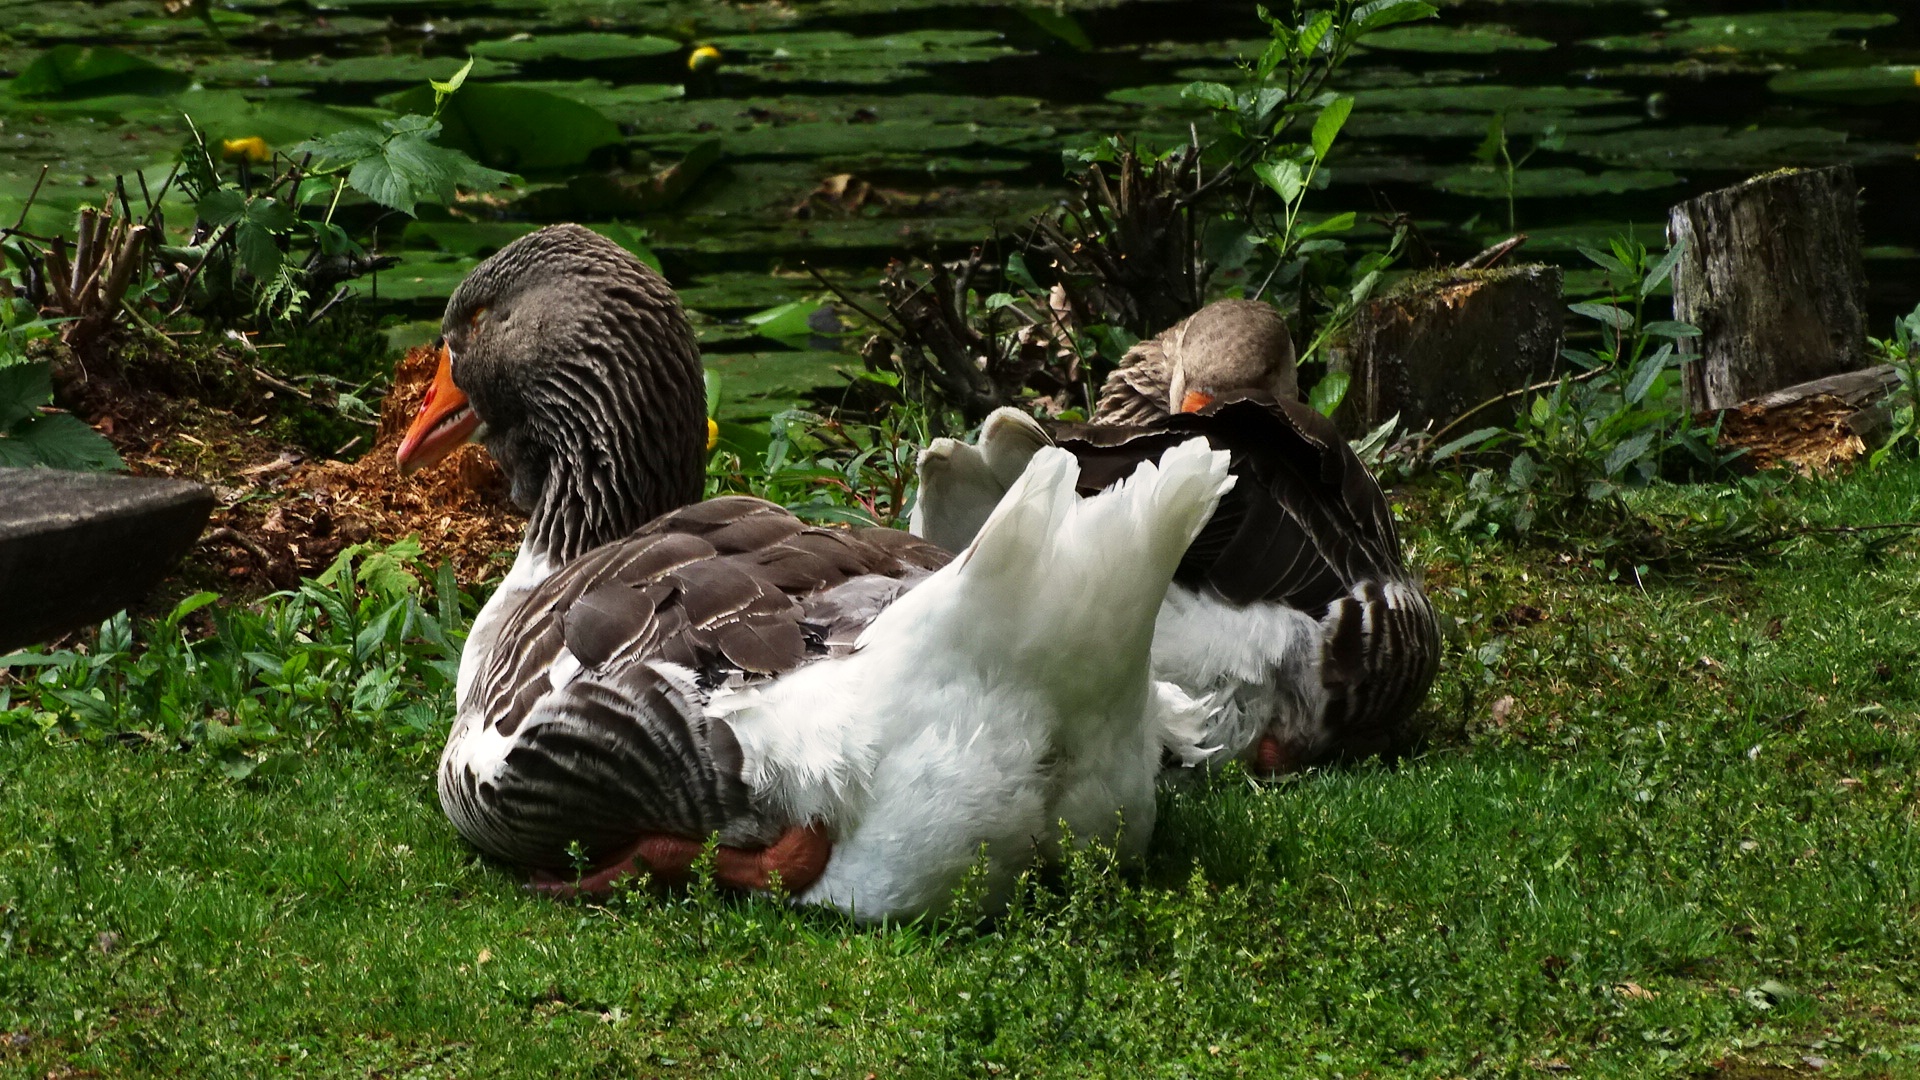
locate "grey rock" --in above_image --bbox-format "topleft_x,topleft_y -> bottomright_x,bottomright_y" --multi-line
0,468 -> 214,652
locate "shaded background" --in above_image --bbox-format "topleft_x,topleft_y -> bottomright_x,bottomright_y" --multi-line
0,0 -> 1914,416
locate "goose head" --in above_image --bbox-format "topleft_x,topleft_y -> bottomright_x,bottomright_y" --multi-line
1163,299 -> 1299,414
396,224 -> 707,564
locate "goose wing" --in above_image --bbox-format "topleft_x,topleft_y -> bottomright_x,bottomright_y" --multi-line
441,497 -> 950,870
1053,396 -> 1403,613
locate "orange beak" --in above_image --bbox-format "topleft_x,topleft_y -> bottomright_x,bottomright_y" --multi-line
1179,389 -> 1215,414
396,342 -> 481,475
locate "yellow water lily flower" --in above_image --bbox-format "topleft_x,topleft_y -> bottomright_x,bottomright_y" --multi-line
688,45 -> 722,74
706,416 -> 719,451
220,136 -> 271,164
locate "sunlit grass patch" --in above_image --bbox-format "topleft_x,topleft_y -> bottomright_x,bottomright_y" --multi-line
3,461 -> 1919,1076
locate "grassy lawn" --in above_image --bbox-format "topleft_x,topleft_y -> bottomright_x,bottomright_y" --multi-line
4,463 -> 1920,1078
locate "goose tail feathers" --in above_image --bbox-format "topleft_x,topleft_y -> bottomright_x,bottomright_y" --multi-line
911,407 -> 1050,553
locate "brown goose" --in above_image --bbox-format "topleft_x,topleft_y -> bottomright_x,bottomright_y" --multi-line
395,225 -> 1236,918
914,299 -> 1438,774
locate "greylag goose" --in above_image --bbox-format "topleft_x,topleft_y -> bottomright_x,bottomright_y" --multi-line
395,225 -> 1236,919
913,299 -> 1438,774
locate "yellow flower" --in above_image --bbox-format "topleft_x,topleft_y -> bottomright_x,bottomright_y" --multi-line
706,417 -> 719,451
220,136 -> 271,164
688,45 -> 722,74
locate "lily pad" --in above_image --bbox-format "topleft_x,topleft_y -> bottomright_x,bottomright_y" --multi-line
1436,167 -> 1682,199
706,29 -> 1019,85
471,32 -> 680,64
1559,124 -> 1874,170
382,83 -> 623,173
193,54 -> 517,88
8,45 -> 189,99
161,90 -> 377,147
1770,66 -> 1920,105
1362,24 -> 1554,54
705,349 -> 853,418
1347,111 -> 1636,140
1353,84 -> 1631,113
1584,13 -> 1897,55
372,251 -> 484,303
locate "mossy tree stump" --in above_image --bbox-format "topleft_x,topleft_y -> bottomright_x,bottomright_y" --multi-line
1332,263 -> 1565,437
1667,166 -> 1868,411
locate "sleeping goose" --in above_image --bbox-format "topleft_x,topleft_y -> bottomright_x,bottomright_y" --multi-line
395,224 -> 1236,919
913,299 -> 1438,775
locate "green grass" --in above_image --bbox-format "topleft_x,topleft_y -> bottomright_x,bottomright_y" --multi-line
5,463 -> 1920,1077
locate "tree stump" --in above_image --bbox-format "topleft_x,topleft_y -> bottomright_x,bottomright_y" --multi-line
1332,263 -> 1564,437
0,469 -> 213,651
1668,166 -> 1868,411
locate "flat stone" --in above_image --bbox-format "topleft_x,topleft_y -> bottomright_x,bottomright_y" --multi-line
0,469 -> 214,652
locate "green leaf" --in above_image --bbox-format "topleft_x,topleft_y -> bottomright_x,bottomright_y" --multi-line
1354,1 -> 1439,33
344,130 -> 511,215
1472,113 -> 1506,165
1642,238 -> 1688,297
1625,344 -> 1674,404
1604,430 -> 1656,476
1578,244 -> 1629,275
1253,159 -> 1305,203
291,127 -> 387,170
0,413 -> 122,471
1641,320 -> 1701,339
1296,11 -> 1336,58
1309,370 -> 1349,417
1433,426 -> 1503,459
166,592 -> 222,626
357,538 -> 424,601
233,221 -> 284,281
1310,96 -> 1353,159
1569,302 -> 1634,331
1180,82 -> 1237,111
1297,211 -> 1356,240
430,57 -> 474,97
0,360 -> 53,431
196,189 -> 247,228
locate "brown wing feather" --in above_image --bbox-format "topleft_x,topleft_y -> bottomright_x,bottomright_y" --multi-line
444,506 -> 954,872
1052,396 -> 1405,612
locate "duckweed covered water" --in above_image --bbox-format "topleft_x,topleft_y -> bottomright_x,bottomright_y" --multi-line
0,0 -> 1914,415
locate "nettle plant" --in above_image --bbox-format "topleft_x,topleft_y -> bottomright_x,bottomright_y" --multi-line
171,60 -> 507,323
1435,236 -> 1734,538
0,539 -> 469,769
1868,301 -> 1920,468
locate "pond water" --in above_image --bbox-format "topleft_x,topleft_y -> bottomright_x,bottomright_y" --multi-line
1,0 -> 1915,417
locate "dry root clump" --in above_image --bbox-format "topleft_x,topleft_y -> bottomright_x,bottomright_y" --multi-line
289,344 -> 520,584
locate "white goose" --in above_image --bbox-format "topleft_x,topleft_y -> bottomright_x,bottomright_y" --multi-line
914,299 -> 1439,774
395,225 -> 1235,919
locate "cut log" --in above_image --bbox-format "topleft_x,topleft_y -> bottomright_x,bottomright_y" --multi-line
0,469 -> 213,652
1712,363 -> 1901,474
1331,263 -> 1564,437
1668,166 -> 1868,411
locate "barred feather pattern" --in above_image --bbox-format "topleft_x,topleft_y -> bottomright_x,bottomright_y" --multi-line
441,224 -> 708,566
438,497 -> 951,872
1093,338 -> 1171,426
1316,578 -> 1441,762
